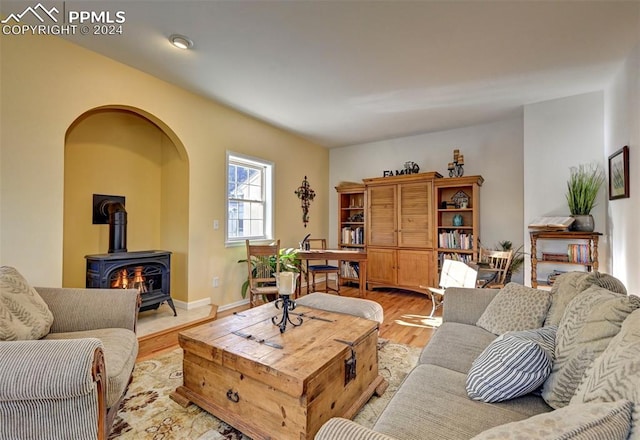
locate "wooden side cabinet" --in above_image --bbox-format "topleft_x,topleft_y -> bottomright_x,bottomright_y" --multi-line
364,172 -> 441,292
530,231 -> 601,288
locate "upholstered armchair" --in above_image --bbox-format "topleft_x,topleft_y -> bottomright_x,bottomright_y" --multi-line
0,267 -> 139,440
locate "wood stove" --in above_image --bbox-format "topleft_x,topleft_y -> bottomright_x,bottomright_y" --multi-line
85,250 -> 176,315
86,194 -> 177,316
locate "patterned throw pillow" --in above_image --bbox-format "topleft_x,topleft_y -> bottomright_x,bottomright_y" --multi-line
576,271 -> 627,296
544,271 -> 627,327
470,400 -> 633,440
466,326 -> 557,403
541,286 -> 640,409
0,266 -> 54,341
571,308 -> 640,439
476,283 -> 552,335
544,272 -> 591,327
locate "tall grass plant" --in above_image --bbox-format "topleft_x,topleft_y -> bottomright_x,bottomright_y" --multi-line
566,163 -> 605,215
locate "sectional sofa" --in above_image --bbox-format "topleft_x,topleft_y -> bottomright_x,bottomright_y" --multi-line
316,272 -> 640,440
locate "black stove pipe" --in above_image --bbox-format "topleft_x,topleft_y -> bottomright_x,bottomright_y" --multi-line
100,200 -> 127,253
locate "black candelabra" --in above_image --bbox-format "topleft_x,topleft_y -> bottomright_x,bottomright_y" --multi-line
271,294 -> 303,333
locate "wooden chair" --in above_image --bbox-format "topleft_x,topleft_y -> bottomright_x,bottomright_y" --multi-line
306,238 -> 340,294
245,239 -> 280,307
422,259 -> 478,317
475,248 -> 513,288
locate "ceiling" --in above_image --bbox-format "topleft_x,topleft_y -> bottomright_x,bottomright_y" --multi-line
16,1 -> 640,147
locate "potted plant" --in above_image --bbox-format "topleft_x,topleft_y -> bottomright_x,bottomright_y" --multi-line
565,163 -> 605,232
238,247 -> 300,299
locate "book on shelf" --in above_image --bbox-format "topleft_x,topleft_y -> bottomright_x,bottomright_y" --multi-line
568,244 -> 591,264
546,270 -> 567,285
341,226 -> 364,245
438,252 -> 473,265
438,231 -> 473,250
529,216 -> 575,231
340,261 -> 360,279
542,252 -> 569,262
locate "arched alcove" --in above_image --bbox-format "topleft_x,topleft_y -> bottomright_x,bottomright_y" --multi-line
62,107 -> 190,303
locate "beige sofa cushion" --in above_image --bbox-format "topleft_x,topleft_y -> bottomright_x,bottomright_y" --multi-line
542,286 -> 640,409
373,363 -> 551,440
471,400 -> 633,440
0,266 -> 53,341
571,308 -> 640,440
476,283 -> 551,335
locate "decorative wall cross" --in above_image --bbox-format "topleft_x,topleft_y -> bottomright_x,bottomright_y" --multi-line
294,176 -> 316,228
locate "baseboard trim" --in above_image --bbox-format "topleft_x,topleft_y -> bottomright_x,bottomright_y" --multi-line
172,297 -> 211,310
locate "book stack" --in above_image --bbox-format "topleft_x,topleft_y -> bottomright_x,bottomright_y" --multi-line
542,252 -> 569,262
438,231 -> 473,249
439,252 -> 473,264
547,270 -> 566,285
340,261 -> 360,279
568,244 -> 591,264
341,227 -> 364,245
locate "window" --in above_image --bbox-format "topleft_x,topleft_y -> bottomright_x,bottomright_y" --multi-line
226,152 -> 273,244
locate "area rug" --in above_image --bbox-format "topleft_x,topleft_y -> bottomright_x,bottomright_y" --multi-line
110,340 -> 420,439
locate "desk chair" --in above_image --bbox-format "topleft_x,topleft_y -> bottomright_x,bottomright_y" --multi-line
476,248 -> 513,288
422,259 -> 478,317
306,238 -> 340,294
245,239 -> 280,307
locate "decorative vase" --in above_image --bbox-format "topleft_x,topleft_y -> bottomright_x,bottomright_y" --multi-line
453,214 -> 464,227
570,215 -> 595,232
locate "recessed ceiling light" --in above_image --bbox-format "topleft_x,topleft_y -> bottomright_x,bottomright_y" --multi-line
169,34 -> 194,50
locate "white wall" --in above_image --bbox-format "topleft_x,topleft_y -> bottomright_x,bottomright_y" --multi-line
523,92 -> 606,286
605,43 -> 640,293
329,117 -> 525,281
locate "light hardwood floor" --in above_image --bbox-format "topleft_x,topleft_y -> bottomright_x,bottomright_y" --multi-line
136,283 -> 440,360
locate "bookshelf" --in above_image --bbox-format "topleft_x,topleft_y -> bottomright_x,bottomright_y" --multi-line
434,176 -> 484,269
336,183 -> 366,284
530,231 -> 601,288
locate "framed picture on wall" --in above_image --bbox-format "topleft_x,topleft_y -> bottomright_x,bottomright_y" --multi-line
608,145 -> 629,200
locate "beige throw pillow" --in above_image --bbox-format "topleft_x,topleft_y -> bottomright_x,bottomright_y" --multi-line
543,272 -> 590,327
541,285 -> 640,409
476,283 -> 551,335
571,308 -> 640,440
0,266 -> 53,340
470,400 -> 633,440
576,271 -> 627,295
544,271 -> 627,327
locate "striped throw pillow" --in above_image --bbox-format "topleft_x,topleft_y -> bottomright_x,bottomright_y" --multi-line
466,326 -> 557,403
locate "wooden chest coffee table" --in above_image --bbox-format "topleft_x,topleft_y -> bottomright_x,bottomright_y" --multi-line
170,302 -> 387,440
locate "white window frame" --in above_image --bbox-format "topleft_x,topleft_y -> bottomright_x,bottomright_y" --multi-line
225,151 -> 274,245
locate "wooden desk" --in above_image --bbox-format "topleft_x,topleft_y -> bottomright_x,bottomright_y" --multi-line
297,249 -> 367,297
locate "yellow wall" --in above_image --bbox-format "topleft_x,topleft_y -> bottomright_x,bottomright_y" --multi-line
0,34 -> 329,307
63,109 -> 190,301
